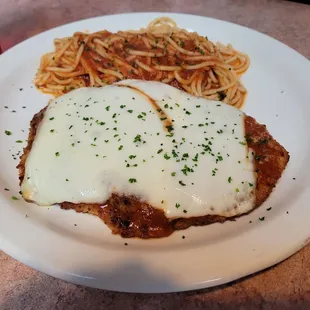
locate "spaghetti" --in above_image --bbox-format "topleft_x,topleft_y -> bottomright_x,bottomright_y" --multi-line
35,17 -> 250,108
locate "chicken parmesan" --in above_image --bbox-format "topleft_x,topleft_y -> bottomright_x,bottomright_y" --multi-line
18,80 -> 289,238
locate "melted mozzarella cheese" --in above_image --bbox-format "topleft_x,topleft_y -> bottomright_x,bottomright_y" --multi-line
22,80 -> 256,218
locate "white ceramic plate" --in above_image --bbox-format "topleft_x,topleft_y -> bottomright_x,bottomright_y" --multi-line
0,12 -> 310,293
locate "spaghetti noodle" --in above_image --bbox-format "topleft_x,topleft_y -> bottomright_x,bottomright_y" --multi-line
35,17 -> 250,108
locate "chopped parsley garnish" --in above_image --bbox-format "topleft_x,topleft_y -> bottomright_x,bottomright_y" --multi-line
171,172 -> 176,177
133,134 -> 142,143
129,155 -> 136,159
217,91 -> 226,101
228,177 -> 232,183
239,141 -> 246,146
216,155 -> 223,163
166,125 -> 174,132
164,153 -> 171,160
50,129 -> 54,133
49,117 -> 54,121
179,180 -> 186,186
118,145 -> 123,150
181,165 -> 193,176
55,152 -> 60,157
175,203 -> 180,208
259,217 -> 265,221
192,153 -> 199,162
127,110 -> 133,113
157,148 -> 163,154
105,106 -> 110,111
120,105 -> 126,109
5,130 -> 12,136
128,178 -> 137,183
182,153 -> 189,159
16,140 -> 23,143
172,149 -> 178,157
12,196 -> 19,200
235,188 -> 240,193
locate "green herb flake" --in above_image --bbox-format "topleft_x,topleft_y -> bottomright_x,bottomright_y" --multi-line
128,178 -> 137,183
228,177 -> 232,183
49,117 -> 54,121
166,125 -> 174,132
105,106 -> 110,111
164,153 -> 171,160
127,110 -> 133,113
172,150 -> 178,158
133,134 -> 142,143
118,145 -> 123,150
239,141 -> 246,146
259,217 -> 265,221
192,153 -> 199,162
55,152 -> 60,157
15,140 -> 23,143
171,172 -> 176,177
5,130 -> 12,136
179,180 -> 186,186
12,196 -> 19,200
175,203 -> 180,208
235,188 -> 240,193
157,148 -> 163,154
217,91 -> 226,101
129,155 -> 136,159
